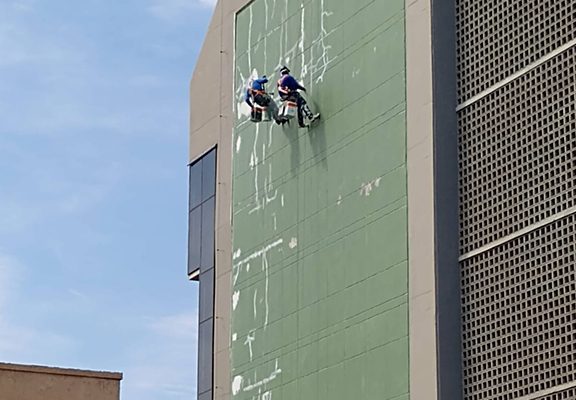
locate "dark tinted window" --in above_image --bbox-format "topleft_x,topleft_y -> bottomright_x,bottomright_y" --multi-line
198,391 -> 212,400
197,319 -> 214,395
188,207 -> 202,275
188,147 -> 216,278
202,149 -> 216,201
199,268 -> 214,323
200,198 -> 215,272
188,147 -> 217,400
189,160 -> 203,210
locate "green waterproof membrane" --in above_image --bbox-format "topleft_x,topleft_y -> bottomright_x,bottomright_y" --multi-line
231,0 -> 409,399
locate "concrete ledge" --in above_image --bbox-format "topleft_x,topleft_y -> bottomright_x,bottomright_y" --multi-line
0,363 -> 122,381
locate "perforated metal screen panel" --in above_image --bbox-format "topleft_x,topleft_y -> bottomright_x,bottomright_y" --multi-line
456,0 -> 576,103
538,387 -> 576,400
457,0 -> 576,398
458,45 -> 576,256
461,215 -> 576,400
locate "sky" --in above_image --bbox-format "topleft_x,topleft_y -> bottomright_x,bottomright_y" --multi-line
0,0 -> 215,398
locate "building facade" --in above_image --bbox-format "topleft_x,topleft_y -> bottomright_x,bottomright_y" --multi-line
189,1 -> 576,400
0,362 -> 122,400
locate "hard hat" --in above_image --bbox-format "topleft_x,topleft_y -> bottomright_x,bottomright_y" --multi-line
280,66 -> 290,75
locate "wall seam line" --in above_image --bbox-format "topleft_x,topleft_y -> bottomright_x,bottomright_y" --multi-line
456,38 -> 576,112
515,381 -> 576,400
459,205 -> 576,262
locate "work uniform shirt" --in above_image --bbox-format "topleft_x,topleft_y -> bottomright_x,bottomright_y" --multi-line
245,77 -> 268,107
277,75 -> 306,97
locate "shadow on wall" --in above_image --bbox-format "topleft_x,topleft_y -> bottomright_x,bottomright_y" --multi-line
307,99 -> 327,169
281,99 -> 326,176
282,122 -> 300,176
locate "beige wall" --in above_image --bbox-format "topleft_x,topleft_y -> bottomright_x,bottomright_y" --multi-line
0,363 -> 121,400
406,0 -> 438,397
190,2 -> 252,400
406,0 -> 462,398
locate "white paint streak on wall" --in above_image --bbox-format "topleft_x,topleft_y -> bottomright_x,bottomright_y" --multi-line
254,32 -> 263,51
262,251 -> 271,327
299,4 -> 306,78
284,0 -> 289,52
264,0 -> 269,30
234,239 -> 284,269
281,194 -> 285,207
249,124 -> 262,214
265,163 -> 278,205
311,0 -> 337,84
253,288 -> 258,318
337,195 -> 342,205
268,122 -> 274,149
233,291 -> 240,310
360,176 -> 383,197
233,249 -> 242,260
232,333 -> 238,342
242,359 -> 282,392
236,136 -> 242,153
248,7 -> 253,69
289,237 -> 298,249
272,212 -> 277,231
244,331 -> 256,362
232,375 -> 244,396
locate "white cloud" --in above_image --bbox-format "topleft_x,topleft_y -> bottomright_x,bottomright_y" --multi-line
147,312 -> 197,338
0,252 -> 79,364
122,312 -> 198,400
147,0 -> 216,21
198,0 -> 217,8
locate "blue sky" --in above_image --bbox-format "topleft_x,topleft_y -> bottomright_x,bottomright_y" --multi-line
0,0 -> 214,398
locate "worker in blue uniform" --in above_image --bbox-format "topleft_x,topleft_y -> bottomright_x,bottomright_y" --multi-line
245,76 -> 281,123
277,66 -> 320,128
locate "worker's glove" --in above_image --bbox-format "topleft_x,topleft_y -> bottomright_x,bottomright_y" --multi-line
301,88 -> 307,92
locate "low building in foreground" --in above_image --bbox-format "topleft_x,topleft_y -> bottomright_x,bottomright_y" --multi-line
0,362 -> 122,400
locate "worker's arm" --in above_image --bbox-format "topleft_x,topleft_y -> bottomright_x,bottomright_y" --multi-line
245,89 -> 253,108
284,76 -> 306,92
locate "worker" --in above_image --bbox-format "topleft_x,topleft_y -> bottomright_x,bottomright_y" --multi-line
277,66 -> 320,128
245,75 -> 281,124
